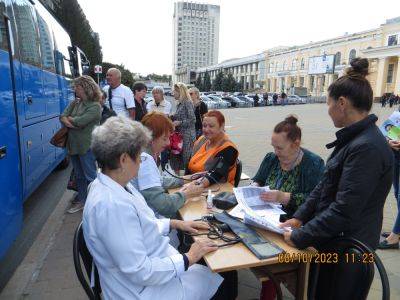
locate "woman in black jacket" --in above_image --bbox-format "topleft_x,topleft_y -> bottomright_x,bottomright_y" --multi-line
281,58 -> 393,299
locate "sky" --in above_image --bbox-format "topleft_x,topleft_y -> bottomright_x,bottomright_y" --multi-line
78,0 -> 400,76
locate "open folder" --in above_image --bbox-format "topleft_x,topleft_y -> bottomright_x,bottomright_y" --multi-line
230,186 -> 290,235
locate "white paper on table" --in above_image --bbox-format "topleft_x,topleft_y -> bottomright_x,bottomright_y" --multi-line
243,210 -> 287,235
228,204 -> 246,219
233,187 -> 285,215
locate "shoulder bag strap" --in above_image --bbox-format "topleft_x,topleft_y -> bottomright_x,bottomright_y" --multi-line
108,87 -> 113,110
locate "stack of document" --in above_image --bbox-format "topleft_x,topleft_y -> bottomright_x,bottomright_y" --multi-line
230,186 -> 290,235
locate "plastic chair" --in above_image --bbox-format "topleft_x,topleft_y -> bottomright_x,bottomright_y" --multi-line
234,159 -> 242,187
73,222 -> 101,300
308,237 -> 390,300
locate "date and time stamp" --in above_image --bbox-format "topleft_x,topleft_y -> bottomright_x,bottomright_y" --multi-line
278,252 -> 375,264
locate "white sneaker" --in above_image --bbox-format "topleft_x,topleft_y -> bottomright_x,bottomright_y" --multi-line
67,202 -> 84,214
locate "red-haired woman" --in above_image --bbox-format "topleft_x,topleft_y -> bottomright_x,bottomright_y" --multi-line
131,112 -> 203,218
187,110 -> 239,188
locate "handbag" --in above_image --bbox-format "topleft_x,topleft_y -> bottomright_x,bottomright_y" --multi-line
170,131 -> 183,155
50,127 -> 68,148
67,169 -> 77,191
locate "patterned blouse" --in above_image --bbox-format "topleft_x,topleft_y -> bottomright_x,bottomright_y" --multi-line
253,148 -> 325,221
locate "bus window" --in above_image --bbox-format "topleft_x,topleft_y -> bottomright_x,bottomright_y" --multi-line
36,10 -> 55,72
12,0 -> 41,67
51,20 -> 73,77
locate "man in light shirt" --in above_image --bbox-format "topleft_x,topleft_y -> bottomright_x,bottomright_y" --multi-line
103,68 -> 135,119
147,86 -> 172,116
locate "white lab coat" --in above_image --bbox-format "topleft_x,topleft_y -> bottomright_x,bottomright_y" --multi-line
83,172 -> 222,300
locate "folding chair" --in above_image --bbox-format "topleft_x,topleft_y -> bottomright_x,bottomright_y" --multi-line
73,222 -> 101,300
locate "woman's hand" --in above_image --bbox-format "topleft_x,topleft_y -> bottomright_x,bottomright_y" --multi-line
260,190 -> 290,205
180,183 -> 204,199
283,231 -> 296,247
388,140 -> 400,151
171,220 -> 209,234
279,218 -> 303,229
60,116 -> 76,128
186,238 -> 218,266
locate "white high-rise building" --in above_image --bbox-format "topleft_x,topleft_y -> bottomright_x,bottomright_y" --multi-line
173,1 -> 220,84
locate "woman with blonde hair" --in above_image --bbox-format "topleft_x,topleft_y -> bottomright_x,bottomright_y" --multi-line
60,75 -> 102,213
170,82 -> 196,173
189,87 -> 208,138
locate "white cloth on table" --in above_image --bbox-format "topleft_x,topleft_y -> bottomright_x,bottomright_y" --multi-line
83,172 -> 222,300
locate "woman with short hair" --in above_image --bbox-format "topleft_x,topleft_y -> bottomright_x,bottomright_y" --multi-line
189,87 -> 208,138
60,75 -> 102,213
170,83 -> 197,173
133,112 -> 203,218
147,86 -> 172,116
83,116 -> 222,300
187,110 -> 239,188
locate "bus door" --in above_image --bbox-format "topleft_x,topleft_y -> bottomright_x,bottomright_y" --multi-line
0,5 -> 23,259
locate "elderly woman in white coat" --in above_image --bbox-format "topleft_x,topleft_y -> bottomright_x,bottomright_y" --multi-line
83,116 -> 222,300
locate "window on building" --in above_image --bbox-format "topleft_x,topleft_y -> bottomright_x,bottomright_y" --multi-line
348,49 -> 356,64
387,64 -> 394,83
300,58 -> 305,70
13,0 -> 41,67
388,34 -> 398,46
282,61 -> 286,71
291,59 -> 297,71
334,52 -> 341,66
299,77 -> 304,87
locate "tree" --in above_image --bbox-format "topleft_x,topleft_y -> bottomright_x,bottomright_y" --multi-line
236,81 -> 243,92
195,75 -> 203,91
54,0 -> 103,78
222,73 -> 237,92
212,71 -> 224,91
101,62 -> 135,89
203,72 -> 211,92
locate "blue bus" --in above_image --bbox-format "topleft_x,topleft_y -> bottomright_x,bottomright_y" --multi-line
0,0 -> 88,259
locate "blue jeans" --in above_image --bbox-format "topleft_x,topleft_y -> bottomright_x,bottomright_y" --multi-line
392,151 -> 400,234
70,151 -> 97,204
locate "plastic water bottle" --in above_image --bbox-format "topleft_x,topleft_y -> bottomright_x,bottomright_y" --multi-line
207,189 -> 213,209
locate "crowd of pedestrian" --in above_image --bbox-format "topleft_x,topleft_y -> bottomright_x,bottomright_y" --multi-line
58,58 -> 400,300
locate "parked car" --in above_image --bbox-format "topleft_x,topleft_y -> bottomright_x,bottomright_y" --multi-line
288,95 -> 305,105
222,96 -> 246,108
208,95 -> 231,108
237,96 -> 254,107
200,95 -> 217,109
144,91 -> 154,103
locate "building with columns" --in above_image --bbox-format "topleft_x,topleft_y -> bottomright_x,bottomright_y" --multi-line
196,53 -> 266,91
264,17 -> 400,98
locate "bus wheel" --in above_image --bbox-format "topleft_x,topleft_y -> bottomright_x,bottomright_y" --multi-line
57,156 -> 70,170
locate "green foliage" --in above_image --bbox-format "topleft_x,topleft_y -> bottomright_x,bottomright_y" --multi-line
145,73 -> 172,84
101,62 -> 135,89
54,0 -> 102,78
195,76 -> 203,91
203,72 -> 212,92
212,71 -> 224,91
222,73 -> 237,92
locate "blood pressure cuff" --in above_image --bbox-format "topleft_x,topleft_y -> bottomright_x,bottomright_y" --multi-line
214,211 -> 283,260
